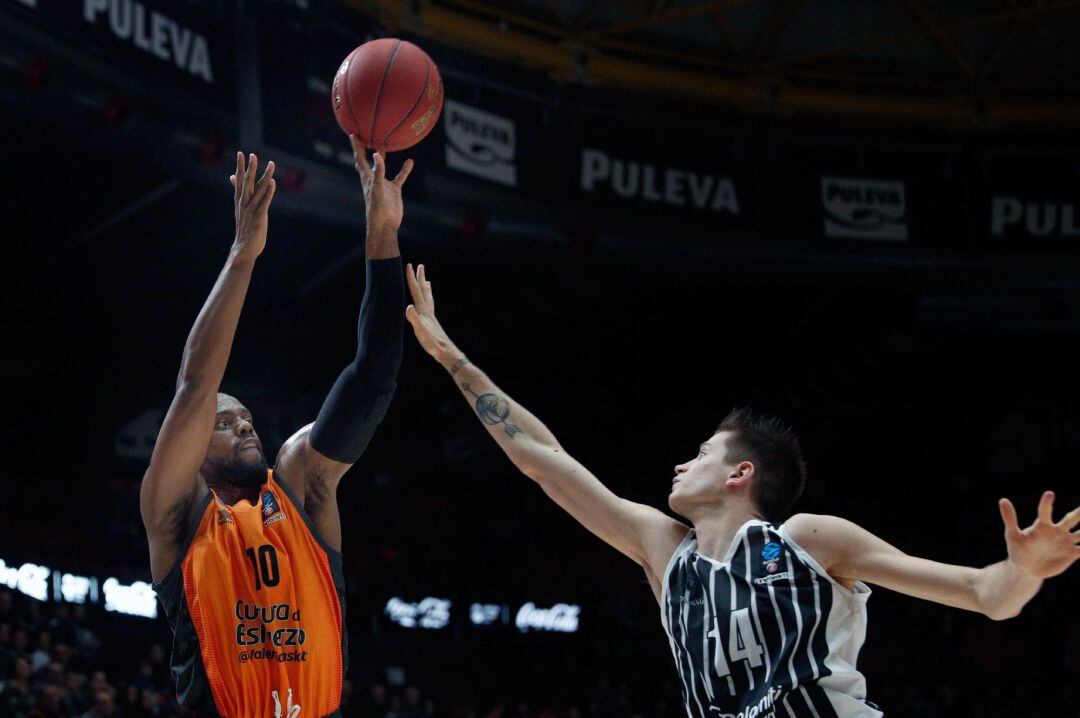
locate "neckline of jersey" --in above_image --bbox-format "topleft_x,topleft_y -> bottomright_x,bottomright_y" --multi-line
692,518 -> 770,567
210,469 -> 273,510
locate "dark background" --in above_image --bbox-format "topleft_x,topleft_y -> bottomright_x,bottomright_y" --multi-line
2,0 -> 1080,716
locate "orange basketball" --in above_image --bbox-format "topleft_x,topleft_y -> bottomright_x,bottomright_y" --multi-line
331,38 -> 444,152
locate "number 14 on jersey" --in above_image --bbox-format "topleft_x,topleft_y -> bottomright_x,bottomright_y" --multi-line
708,607 -> 765,678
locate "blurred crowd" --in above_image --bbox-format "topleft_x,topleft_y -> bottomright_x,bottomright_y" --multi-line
0,589 -> 674,718
0,591 -> 172,718
3,570 -> 1080,717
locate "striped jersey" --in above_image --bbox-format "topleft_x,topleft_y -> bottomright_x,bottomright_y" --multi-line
660,520 -> 881,718
154,470 -> 347,718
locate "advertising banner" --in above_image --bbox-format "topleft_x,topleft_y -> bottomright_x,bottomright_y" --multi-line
435,74 -> 558,200
443,98 -> 518,187
976,156 -> 1080,242
2,0 -> 237,108
987,194 -> 1080,241
567,114 -> 757,233
821,176 -> 908,241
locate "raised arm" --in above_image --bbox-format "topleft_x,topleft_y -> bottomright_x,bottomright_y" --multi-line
403,265 -> 688,579
274,139 -> 414,552
141,152 -> 276,581
785,491 -> 1080,620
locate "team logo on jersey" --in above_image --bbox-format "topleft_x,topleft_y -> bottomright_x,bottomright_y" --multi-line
761,542 -> 782,573
272,689 -> 301,718
217,507 -> 234,525
262,490 -> 286,527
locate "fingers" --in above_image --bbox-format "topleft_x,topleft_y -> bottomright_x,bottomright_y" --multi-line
405,262 -> 424,305
393,158 -> 415,187
252,160 -> 276,204
254,177 -> 276,214
233,152 -> 244,201
231,152 -> 276,211
417,263 -> 433,305
351,135 -> 372,179
1058,505 -> 1080,531
405,304 -> 418,324
246,153 -> 258,197
259,159 -> 276,184
999,498 -> 1021,537
1037,490 -> 1055,523
372,152 -> 387,182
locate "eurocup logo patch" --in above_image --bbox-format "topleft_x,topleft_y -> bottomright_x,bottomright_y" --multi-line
262,490 -> 285,527
761,542 -> 782,573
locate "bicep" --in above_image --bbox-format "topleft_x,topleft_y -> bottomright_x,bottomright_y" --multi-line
532,449 -> 688,568
787,513 -> 981,613
141,384 -> 214,533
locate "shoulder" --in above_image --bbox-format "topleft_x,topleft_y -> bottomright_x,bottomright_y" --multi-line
627,504 -> 690,575
276,422 -> 353,489
277,423 -> 315,463
781,513 -> 862,573
274,423 -> 317,498
784,512 -> 858,538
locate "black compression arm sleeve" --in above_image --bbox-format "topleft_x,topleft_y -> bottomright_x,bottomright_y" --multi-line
309,257 -> 404,463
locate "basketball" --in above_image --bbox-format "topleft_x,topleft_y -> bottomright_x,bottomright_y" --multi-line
331,38 -> 444,152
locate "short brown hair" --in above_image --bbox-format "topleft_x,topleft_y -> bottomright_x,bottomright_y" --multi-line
717,408 -> 806,521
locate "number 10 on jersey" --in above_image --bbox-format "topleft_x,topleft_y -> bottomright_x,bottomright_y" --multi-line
244,545 -> 281,590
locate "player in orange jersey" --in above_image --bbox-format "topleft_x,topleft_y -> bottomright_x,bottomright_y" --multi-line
141,139 -> 413,718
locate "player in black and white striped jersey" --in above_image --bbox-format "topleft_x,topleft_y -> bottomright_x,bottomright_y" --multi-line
401,266 -> 1080,717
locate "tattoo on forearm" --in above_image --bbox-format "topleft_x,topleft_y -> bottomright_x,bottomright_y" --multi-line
461,382 -> 522,438
449,357 -> 470,376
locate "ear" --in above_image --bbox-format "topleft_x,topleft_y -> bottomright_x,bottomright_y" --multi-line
725,461 -> 755,489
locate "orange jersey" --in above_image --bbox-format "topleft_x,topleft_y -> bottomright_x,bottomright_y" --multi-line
154,470 -> 346,718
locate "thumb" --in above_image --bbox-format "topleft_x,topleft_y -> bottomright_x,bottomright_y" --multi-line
405,304 -> 418,324
999,498 -> 1021,537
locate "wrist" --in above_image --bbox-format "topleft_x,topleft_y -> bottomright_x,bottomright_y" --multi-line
228,244 -> 259,266
1004,555 -> 1043,582
365,225 -> 399,259
439,349 -> 468,375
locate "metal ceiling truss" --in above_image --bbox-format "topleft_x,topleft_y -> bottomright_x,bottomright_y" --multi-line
348,0 -> 1080,126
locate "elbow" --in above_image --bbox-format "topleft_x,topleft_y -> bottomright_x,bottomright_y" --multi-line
977,589 -> 1022,621
983,604 -> 1021,621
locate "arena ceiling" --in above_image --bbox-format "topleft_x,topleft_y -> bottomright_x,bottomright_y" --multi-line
351,0 -> 1080,127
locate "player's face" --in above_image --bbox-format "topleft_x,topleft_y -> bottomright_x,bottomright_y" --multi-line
207,395 -> 265,466
200,395 -> 269,490
668,431 -> 737,517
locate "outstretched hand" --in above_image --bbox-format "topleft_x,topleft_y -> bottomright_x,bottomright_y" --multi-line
404,263 -> 459,367
229,151 -> 276,259
999,491 -> 1080,579
351,135 -> 414,239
